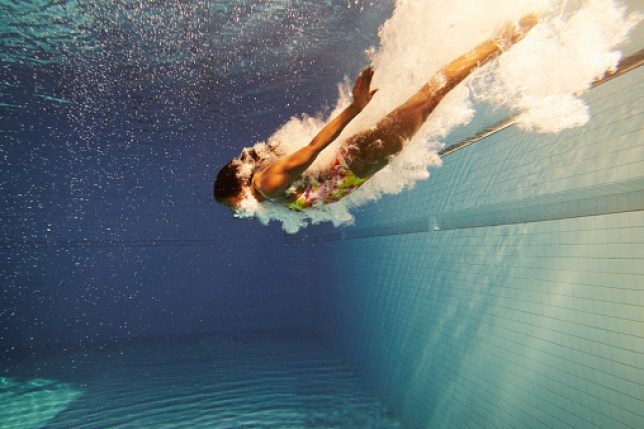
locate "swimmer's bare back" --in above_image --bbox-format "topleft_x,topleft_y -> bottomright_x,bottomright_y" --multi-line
252,14 -> 539,204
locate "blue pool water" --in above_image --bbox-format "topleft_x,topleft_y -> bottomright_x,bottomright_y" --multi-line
2,0 -> 643,428
2,333 -> 399,428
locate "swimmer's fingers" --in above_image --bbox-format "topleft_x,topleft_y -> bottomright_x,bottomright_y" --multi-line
358,66 -> 374,89
354,67 -> 373,94
352,66 -> 377,110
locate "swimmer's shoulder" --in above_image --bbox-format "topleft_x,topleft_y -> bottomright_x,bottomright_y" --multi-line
250,170 -> 269,201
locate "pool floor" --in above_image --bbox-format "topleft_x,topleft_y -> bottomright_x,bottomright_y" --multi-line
2,333 -> 399,428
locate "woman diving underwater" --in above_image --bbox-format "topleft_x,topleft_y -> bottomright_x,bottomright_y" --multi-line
214,14 -> 539,218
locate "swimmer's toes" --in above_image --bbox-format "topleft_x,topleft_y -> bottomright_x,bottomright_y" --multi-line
497,13 -> 539,49
518,13 -> 539,36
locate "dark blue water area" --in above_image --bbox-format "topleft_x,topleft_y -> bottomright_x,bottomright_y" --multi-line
1,1 -> 397,426
1,0 -> 392,354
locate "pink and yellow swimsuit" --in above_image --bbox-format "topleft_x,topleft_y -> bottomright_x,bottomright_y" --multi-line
285,149 -> 367,211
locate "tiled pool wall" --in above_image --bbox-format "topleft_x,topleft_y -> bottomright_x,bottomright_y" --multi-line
310,67 -> 643,428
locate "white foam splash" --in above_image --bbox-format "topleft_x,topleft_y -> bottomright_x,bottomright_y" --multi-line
473,0 -> 642,132
241,0 -> 641,233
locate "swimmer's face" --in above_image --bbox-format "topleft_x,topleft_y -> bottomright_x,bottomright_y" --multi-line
221,192 -> 254,220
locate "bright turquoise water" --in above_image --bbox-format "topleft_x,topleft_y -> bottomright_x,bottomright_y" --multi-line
2,334 -> 400,428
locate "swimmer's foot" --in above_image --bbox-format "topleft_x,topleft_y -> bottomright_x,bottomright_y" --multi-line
495,13 -> 539,51
440,13 -> 539,81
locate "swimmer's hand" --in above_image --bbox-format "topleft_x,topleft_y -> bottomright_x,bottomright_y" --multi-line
351,66 -> 378,110
252,68 -> 375,200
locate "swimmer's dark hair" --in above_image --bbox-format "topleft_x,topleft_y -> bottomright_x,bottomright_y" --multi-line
213,161 -> 242,203
214,148 -> 262,203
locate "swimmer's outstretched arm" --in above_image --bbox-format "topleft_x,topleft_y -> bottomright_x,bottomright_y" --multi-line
253,67 -> 377,199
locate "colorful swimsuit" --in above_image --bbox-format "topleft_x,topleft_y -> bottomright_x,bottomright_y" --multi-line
285,149 -> 367,211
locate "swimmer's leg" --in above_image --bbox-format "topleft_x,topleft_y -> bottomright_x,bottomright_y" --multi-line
346,14 -> 538,177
